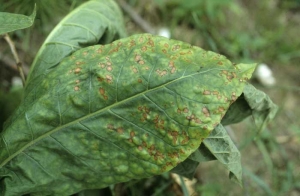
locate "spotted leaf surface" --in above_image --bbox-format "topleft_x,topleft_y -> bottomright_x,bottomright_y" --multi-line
25,0 -> 126,90
0,34 -> 256,195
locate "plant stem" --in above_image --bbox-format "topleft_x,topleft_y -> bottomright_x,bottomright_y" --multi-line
3,33 -> 26,86
118,0 -> 155,34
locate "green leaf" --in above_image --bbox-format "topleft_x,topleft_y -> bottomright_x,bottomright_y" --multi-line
221,94 -> 252,125
0,4 -> 36,35
243,83 -> 278,131
170,158 -> 199,179
222,83 -> 278,131
202,124 -> 242,185
25,0 -> 126,89
170,139 -> 217,178
0,34 -> 255,195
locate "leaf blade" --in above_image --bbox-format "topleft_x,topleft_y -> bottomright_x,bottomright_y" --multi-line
0,34 -> 255,195
25,0 -> 126,88
0,4 -> 36,35
202,124 -> 242,185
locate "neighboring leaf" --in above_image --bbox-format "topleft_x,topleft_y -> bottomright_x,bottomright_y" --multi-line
0,34 -> 255,195
170,158 -> 199,179
25,0 -> 126,89
191,143 -> 217,162
0,4 -> 36,35
170,144 -> 216,178
221,94 -> 252,125
202,124 -> 242,185
222,83 -> 278,131
243,83 -> 278,131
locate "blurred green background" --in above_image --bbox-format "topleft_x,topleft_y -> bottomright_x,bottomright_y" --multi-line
0,0 -> 299,195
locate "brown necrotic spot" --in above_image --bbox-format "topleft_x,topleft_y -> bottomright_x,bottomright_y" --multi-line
99,87 -> 108,100
195,118 -> 202,124
106,75 -> 113,83
99,87 -> 105,95
181,131 -> 189,145
168,152 -> 179,159
231,93 -> 237,102
172,45 -> 180,51
222,70 -> 228,75
138,146 -> 143,151
75,80 -> 80,84
183,107 -> 189,113
130,40 -> 136,47
168,131 -> 179,145
74,68 -> 81,74
138,37 -> 144,43
138,78 -> 142,83
139,60 -> 145,65
171,67 -> 176,74
218,107 -> 225,112
141,46 -> 147,51
107,66 -> 113,72
156,69 -> 167,77
169,61 -> 174,67
232,72 -> 237,78
117,127 -> 124,134
135,54 -> 141,62
177,108 -> 181,114
130,131 -> 135,137
203,90 -> 211,95
147,39 -> 154,47
202,107 -> 210,117
99,63 -> 105,68
132,66 -> 138,73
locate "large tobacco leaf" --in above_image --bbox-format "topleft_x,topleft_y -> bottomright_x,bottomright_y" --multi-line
25,0 -> 126,90
0,5 -> 36,35
0,34 -> 255,195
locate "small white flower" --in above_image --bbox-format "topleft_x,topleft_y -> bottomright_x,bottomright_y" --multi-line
255,63 -> 276,86
157,27 -> 171,38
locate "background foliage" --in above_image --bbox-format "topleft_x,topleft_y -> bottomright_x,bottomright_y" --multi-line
0,0 -> 299,195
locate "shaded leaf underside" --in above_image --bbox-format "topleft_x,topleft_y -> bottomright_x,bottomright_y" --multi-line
0,34 -> 255,195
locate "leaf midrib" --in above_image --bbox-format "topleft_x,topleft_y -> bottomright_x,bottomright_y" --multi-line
1,67 -> 233,167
